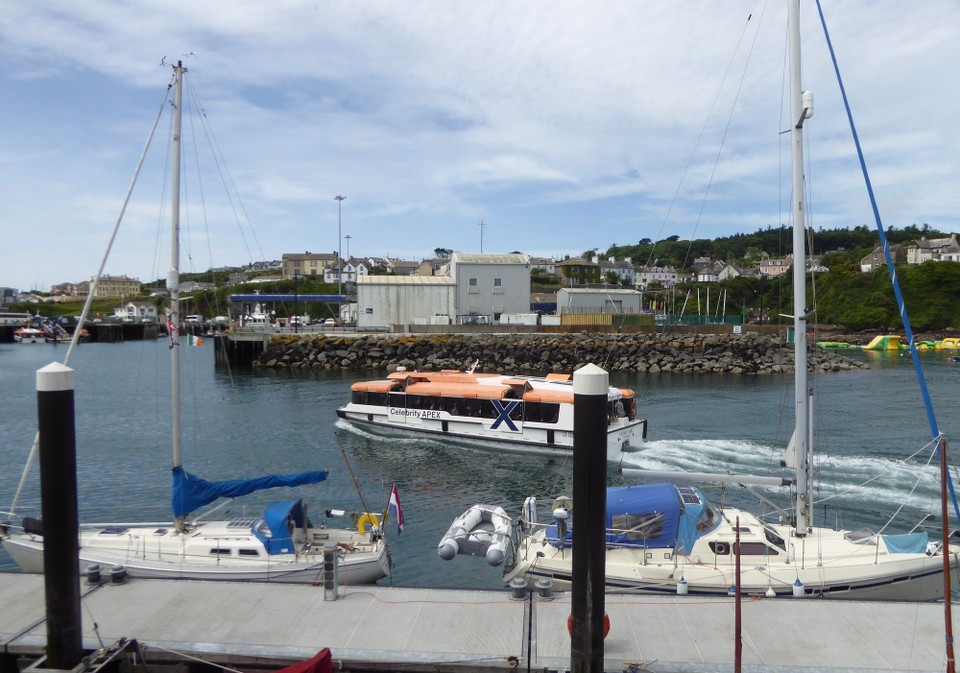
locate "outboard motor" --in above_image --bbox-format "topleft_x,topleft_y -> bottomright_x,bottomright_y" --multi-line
553,507 -> 569,547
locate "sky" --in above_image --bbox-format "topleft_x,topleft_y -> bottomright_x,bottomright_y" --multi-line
1,1 -> 958,292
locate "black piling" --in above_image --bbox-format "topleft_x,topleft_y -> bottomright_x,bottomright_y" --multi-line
570,363 -> 608,673
36,362 -> 83,670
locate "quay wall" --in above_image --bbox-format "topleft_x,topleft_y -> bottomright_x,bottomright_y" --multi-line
251,331 -> 866,375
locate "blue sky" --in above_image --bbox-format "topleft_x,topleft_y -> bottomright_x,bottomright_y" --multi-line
2,1 -> 958,292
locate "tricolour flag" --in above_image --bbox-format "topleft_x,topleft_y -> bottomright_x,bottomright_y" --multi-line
387,483 -> 404,535
188,334 -> 204,347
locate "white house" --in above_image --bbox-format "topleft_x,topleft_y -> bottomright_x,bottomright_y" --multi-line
113,300 -> 159,322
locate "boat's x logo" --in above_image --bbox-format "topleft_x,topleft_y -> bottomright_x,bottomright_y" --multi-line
490,400 -> 520,432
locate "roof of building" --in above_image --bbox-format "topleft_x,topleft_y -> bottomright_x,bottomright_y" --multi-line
557,287 -> 642,295
450,252 -> 530,264
357,275 -> 456,285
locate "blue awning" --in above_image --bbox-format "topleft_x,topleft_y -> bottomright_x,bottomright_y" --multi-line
253,500 -> 311,554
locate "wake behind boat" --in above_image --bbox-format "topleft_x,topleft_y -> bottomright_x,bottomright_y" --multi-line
337,364 -> 647,459
1,61 -> 390,586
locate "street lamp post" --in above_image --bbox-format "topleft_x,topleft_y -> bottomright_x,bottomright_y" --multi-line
344,234 -> 352,261
293,272 -> 300,333
334,195 -> 346,302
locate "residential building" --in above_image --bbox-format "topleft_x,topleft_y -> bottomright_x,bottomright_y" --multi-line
599,257 -> 636,285
904,235 -> 960,264
759,256 -> 792,278
77,275 -> 142,298
282,251 -> 338,279
112,300 -> 159,322
636,265 -> 682,289
555,257 -> 600,286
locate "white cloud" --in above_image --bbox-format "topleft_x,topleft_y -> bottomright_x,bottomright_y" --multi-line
1,0 -> 958,290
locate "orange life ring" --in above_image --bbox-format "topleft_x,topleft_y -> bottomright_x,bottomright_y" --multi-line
567,613 -> 610,639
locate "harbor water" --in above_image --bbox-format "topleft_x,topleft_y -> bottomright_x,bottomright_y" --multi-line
1,337 -> 957,590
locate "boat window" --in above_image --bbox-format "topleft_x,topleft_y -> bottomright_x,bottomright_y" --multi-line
624,397 -> 637,420
444,397 -> 462,415
368,392 -> 387,406
352,391 -> 367,404
695,503 -> 720,532
209,548 -> 231,556
238,549 -> 260,557
763,526 -> 787,550
524,402 -> 559,424
611,511 -> 665,542
254,518 -> 271,538
388,392 -> 405,408
709,541 -> 732,555
735,542 -> 778,556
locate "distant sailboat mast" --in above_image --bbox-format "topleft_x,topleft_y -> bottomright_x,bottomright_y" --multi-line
168,60 -> 186,532
789,0 -> 813,535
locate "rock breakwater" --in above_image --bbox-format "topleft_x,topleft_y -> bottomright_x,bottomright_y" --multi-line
252,332 -> 867,375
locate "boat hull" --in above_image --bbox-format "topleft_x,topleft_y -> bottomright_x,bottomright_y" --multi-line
337,407 -> 646,459
2,529 -> 390,585
507,545 -> 952,601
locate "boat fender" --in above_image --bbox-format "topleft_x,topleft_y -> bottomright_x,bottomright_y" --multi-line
552,496 -> 573,512
552,507 -> 569,521
792,579 -> 804,597
677,577 -> 688,595
356,512 -> 381,534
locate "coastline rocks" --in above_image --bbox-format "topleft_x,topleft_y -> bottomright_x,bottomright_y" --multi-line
252,332 -> 868,375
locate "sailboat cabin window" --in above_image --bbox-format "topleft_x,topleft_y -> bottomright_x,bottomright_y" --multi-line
209,548 -> 231,556
610,511 -> 666,543
238,548 -> 261,557
735,542 -> 779,556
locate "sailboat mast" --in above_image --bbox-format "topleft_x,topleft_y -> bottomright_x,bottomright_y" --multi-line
168,62 -> 184,474
789,0 -> 812,535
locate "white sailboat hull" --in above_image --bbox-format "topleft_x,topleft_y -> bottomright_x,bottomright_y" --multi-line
505,504 -> 956,601
2,522 -> 390,585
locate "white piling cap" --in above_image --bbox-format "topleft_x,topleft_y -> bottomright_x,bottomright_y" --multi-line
573,362 -> 609,396
36,362 -> 74,392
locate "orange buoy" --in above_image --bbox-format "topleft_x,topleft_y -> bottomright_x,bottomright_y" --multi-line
567,613 -> 610,639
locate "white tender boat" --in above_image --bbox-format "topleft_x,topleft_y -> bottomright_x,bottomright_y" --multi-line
438,504 -> 512,567
337,366 -> 647,459
13,327 -> 45,343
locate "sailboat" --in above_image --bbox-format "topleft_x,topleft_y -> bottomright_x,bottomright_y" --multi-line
448,0 -> 960,600
0,62 -> 390,585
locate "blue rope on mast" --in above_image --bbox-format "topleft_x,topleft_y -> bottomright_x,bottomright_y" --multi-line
815,0 -> 959,522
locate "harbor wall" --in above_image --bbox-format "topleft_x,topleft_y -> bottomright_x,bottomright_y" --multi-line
250,331 -> 866,375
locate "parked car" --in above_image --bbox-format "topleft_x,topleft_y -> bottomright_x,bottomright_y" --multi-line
322,318 -> 336,326
184,315 -> 202,323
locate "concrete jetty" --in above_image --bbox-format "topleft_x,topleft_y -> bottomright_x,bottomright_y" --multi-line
0,573 -> 953,672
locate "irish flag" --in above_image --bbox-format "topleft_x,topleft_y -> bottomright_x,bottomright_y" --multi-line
188,334 -> 204,347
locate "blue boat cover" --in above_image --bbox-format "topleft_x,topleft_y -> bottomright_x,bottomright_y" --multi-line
882,532 -> 929,554
546,483 -> 713,554
171,465 -> 329,518
253,500 -> 312,554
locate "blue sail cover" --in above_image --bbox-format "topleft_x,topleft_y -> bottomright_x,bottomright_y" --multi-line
171,465 -> 329,518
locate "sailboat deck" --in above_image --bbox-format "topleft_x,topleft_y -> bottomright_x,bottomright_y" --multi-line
0,572 -> 954,672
